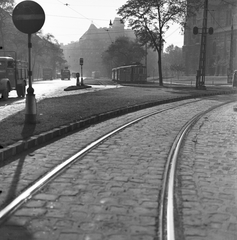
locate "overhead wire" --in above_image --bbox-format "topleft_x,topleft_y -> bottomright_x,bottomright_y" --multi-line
54,0 -> 184,47
47,14 -> 109,22
54,0 -> 125,44
165,27 -> 181,39
55,0 -> 121,28
55,0 -> 93,22
221,0 -> 237,7
208,7 -> 232,31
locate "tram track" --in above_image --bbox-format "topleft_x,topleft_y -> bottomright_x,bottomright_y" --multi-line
159,101 -> 233,240
0,96 -> 236,239
0,99 -> 202,223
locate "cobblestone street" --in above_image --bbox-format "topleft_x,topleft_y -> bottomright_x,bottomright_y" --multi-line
0,96 -> 236,239
177,101 -> 237,240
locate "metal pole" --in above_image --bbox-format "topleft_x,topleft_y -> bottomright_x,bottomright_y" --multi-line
25,33 -> 37,124
28,34 -> 33,92
145,43 -> 148,80
196,0 -> 208,89
81,64 -> 83,85
228,15 -> 234,83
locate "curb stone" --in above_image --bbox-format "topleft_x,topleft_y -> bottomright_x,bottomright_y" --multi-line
0,89 -> 236,162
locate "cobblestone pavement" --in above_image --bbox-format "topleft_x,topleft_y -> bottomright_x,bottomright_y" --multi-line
177,101 -> 237,240
0,95 -> 236,240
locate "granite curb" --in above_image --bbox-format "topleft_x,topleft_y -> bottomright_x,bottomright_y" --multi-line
0,89 -> 236,163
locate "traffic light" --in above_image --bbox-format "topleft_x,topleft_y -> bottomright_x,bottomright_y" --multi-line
80,58 -> 83,65
193,26 -> 199,35
208,27 -> 214,35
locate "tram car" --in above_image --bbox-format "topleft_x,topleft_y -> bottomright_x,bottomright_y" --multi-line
112,64 -> 146,83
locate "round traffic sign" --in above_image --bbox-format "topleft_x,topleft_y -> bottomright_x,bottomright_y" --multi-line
12,1 -> 45,34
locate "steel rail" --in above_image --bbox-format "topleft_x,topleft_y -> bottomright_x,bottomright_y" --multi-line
159,101 -> 233,240
0,99 -> 201,225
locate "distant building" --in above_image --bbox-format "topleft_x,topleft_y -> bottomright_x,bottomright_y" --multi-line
63,18 -> 136,77
183,0 -> 237,76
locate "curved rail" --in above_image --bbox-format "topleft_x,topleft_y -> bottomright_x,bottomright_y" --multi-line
0,99 -> 201,225
159,101 -> 233,240
1,98 -> 233,238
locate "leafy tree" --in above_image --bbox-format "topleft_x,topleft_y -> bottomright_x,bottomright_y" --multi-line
0,0 -> 14,49
102,36 -> 145,74
30,32 -> 66,78
0,2 -> 66,79
42,33 -> 66,76
163,44 -> 184,78
0,0 -> 14,10
165,44 -> 183,67
118,0 -> 201,86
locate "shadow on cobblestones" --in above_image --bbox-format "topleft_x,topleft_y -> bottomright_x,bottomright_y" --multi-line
4,155 -> 26,207
0,221 -> 33,240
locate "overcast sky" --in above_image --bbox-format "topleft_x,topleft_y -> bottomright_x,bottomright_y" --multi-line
14,0 -> 184,47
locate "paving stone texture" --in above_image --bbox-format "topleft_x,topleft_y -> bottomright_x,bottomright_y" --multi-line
0,95 -> 236,240
177,100 -> 237,240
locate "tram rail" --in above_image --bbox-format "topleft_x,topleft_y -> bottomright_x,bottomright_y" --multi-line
0,96 -> 236,239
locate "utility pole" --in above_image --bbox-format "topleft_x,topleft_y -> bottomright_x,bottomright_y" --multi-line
227,14 -> 234,84
195,0 -> 209,90
145,43 -> 148,80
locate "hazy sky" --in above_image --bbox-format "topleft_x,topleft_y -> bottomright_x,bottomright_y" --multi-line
14,0 -> 184,47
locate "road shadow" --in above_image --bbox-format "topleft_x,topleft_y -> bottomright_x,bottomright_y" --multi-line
0,96 -> 25,107
0,221 -> 33,240
4,155 -> 26,205
0,123 -> 36,207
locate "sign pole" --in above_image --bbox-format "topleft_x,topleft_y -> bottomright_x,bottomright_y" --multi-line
81,65 -> 83,86
80,58 -> 84,86
25,33 -> 36,124
12,0 -> 45,124
28,34 -> 33,93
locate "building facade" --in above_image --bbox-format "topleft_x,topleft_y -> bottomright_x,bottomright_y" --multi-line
63,18 -> 136,77
183,0 -> 237,76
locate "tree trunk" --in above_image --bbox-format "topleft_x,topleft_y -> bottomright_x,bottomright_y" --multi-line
158,49 -> 163,86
